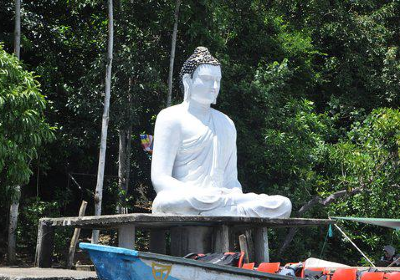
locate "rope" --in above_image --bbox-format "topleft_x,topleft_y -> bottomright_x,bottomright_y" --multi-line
333,223 -> 375,267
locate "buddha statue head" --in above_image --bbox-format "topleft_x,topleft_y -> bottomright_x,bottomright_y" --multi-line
179,47 -> 221,105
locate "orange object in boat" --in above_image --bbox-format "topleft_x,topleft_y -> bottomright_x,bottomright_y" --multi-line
384,272 -> 400,280
242,262 -> 255,270
332,268 -> 358,280
361,272 -> 384,280
257,262 -> 281,273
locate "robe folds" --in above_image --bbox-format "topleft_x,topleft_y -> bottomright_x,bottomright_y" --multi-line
152,108 -> 292,218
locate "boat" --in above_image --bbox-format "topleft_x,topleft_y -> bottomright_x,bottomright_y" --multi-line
79,242 -> 297,280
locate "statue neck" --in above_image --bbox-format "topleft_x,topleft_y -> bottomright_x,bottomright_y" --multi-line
185,99 -> 211,119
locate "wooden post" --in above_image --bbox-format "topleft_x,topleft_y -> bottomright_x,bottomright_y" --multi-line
150,229 -> 166,254
67,201 -> 87,269
239,234 -> 249,264
245,229 -> 254,263
170,227 -> 187,257
254,227 -> 269,264
212,225 -> 232,252
186,227 -> 211,254
118,225 -> 135,249
171,226 -> 211,256
34,220 -> 54,268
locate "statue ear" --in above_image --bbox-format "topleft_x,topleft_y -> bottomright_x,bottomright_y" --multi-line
182,74 -> 192,101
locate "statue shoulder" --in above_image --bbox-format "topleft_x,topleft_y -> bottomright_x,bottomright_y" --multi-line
156,104 -> 184,124
211,109 -> 236,127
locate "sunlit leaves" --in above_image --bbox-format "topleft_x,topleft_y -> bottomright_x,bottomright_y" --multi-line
0,44 -> 54,195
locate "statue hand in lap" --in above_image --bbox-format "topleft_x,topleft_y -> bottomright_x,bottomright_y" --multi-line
151,47 -> 292,217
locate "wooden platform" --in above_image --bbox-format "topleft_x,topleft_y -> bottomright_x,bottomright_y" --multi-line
35,214 -> 335,268
39,213 -> 334,229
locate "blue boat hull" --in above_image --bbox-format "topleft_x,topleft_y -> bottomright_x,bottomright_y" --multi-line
80,243 -> 295,280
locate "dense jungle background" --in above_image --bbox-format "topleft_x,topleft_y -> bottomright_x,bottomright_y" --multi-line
0,0 -> 399,267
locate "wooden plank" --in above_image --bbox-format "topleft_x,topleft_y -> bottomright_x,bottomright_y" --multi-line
67,200 -> 87,269
39,214 -> 335,229
149,229 -> 166,254
118,224 -> 135,249
254,227 -> 269,264
34,221 -> 54,268
239,234 -> 249,264
212,225 -> 232,252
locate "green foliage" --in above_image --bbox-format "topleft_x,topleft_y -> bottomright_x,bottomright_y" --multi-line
0,44 -> 54,195
326,108 -> 400,216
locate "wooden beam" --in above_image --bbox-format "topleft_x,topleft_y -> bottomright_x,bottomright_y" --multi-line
40,214 -> 336,229
67,200 -> 87,269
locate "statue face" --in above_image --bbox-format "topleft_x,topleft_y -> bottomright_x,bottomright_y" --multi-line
190,64 -> 221,105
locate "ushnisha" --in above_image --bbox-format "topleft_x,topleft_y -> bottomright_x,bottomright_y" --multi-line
151,47 -> 292,217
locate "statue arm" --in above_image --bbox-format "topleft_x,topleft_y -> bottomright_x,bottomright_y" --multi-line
223,125 -> 242,191
151,110 -> 187,193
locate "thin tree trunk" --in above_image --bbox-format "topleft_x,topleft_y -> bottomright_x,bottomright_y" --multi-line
8,0 -> 21,264
166,0 -> 182,107
124,126 -> 131,213
14,0 -> 21,59
92,0 -> 114,244
117,129 -> 130,214
7,186 -> 20,264
116,76 -> 133,214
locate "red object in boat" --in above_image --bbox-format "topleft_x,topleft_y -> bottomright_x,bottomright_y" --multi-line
361,272 -> 384,280
332,268 -> 358,280
384,272 -> 400,280
257,262 -> 281,274
242,263 -> 255,270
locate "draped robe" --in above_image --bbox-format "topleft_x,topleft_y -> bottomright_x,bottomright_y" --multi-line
152,106 -> 292,218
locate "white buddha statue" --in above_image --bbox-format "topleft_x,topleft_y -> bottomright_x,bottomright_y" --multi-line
151,47 -> 291,218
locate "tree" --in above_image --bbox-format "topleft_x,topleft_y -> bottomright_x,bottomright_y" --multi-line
0,44 -> 54,262
166,0 -> 182,107
92,0 -> 114,244
7,0 -> 21,263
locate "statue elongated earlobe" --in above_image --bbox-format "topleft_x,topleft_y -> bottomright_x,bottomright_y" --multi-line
182,74 -> 192,102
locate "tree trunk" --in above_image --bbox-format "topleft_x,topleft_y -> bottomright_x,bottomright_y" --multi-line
7,186 -> 20,264
8,0 -> 21,264
92,0 -> 114,244
14,0 -> 21,59
166,0 -> 182,107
